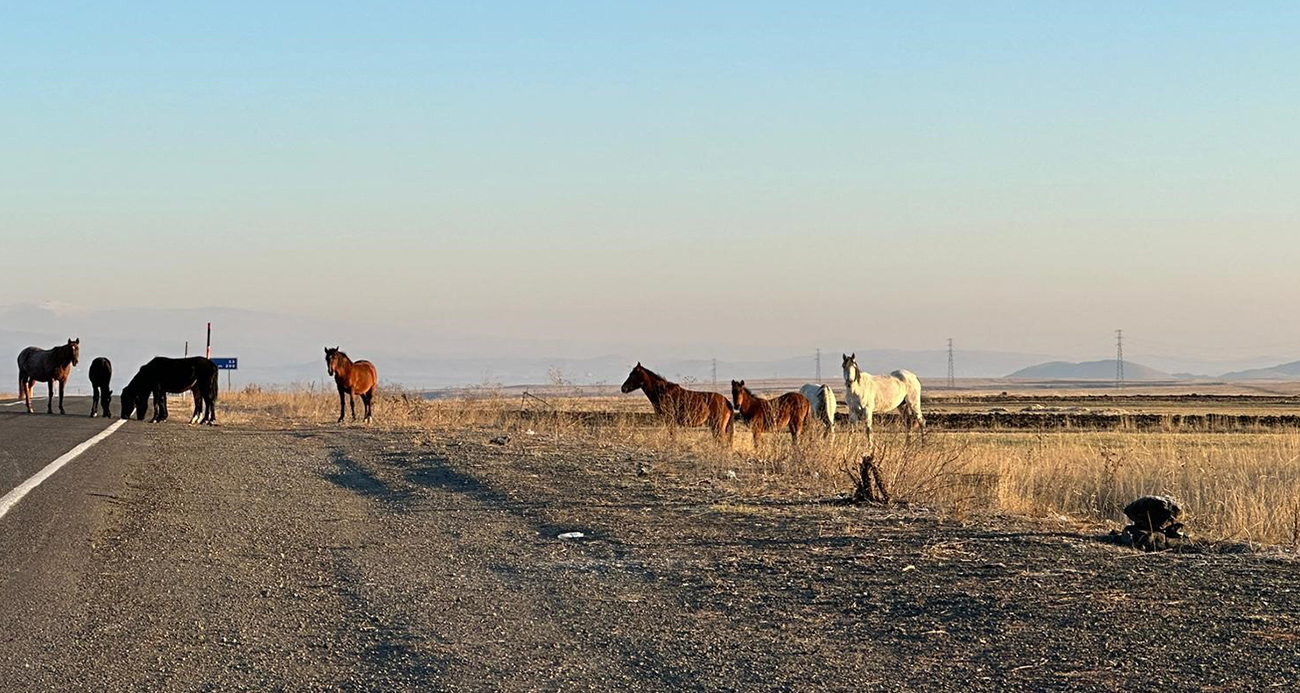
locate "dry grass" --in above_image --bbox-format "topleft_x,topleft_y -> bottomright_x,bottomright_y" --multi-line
220,387 -> 1300,548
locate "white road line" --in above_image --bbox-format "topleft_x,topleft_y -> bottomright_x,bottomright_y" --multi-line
2,396 -> 48,407
0,419 -> 126,521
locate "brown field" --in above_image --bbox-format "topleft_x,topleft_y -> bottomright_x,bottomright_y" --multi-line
219,380 -> 1300,548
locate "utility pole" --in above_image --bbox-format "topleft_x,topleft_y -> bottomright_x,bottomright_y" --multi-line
947,338 -> 955,389
816,348 -> 822,383
1115,329 -> 1124,388
711,358 -> 718,393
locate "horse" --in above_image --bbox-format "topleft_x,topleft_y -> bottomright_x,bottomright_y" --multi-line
121,356 -> 219,424
799,383 -> 837,437
841,353 -> 924,440
620,363 -> 733,442
731,380 -> 810,446
89,357 -> 112,418
325,347 -> 377,423
17,338 -> 80,414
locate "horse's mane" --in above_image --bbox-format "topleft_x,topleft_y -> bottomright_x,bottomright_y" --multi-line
733,383 -> 765,414
638,365 -> 674,392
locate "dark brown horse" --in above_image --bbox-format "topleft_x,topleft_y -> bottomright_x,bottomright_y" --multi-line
326,347 -> 377,423
89,357 -> 112,418
621,363 -> 733,442
17,338 -> 80,414
120,356 -> 219,424
730,380 -> 810,445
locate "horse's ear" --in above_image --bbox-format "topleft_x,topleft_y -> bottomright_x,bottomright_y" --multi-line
851,352 -> 855,360
636,362 -> 641,367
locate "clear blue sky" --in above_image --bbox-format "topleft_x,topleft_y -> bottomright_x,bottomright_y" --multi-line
2,2 -> 1298,359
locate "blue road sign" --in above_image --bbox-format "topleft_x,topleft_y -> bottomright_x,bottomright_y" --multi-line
212,357 -> 238,370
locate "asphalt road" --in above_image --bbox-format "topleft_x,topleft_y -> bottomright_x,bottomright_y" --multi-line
0,397 -> 112,495
0,414 -> 1296,691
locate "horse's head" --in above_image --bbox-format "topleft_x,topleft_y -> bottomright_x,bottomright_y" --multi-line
730,379 -> 746,411
620,363 -> 646,393
325,347 -> 341,376
68,338 -> 80,366
842,353 -> 859,383
120,385 -> 147,420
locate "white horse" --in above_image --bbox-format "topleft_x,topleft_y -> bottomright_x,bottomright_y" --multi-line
841,353 -> 924,439
799,383 -> 836,437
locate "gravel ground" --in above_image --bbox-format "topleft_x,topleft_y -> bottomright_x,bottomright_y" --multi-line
2,422 -> 1297,691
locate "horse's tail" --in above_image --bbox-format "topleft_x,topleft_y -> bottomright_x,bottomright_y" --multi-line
898,369 -> 924,425
820,385 -> 836,429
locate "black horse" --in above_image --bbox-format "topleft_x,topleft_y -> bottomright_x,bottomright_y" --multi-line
89,357 -> 112,418
121,356 -> 219,425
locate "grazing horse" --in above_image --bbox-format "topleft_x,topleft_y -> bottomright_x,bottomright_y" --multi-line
841,353 -> 924,440
620,363 -> 733,442
325,347 -> 377,423
800,383 -> 837,437
731,380 -> 810,445
121,356 -> 219,424
17,338 -> 80,414
89,357 -> 113,418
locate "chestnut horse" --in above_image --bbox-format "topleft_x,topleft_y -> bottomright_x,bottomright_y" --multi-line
620,363 -> 733,442
325,347 -> 377,423
730,380 -> 810,445
17,338 -> 80,414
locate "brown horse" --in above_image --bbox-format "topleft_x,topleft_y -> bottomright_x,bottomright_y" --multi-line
17,338 -> 80,414
326,347 -> 377,423
730,380 -> 810,446
621,363 -> 733,442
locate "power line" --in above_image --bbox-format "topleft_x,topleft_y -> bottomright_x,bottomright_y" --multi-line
947,338 -> 955,389
1115,329 -> 1124,388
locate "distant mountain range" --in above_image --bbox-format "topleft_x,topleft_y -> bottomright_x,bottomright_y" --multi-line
1220,360 -> 1300,381
1006,360 -> 1173,380
5,302 -> 1300,389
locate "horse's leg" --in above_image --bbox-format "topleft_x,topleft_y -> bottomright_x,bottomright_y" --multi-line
46,380 -> 54,414
204,388 -> 217,425
58,378 -> 66,414
362,391 -> 373,422
336,385 -> 346,423
349,393 -> 357,421
191,391 -> 202,424
90,386 -> 98,417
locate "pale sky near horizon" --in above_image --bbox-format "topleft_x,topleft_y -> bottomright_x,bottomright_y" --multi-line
2,2 -> 1298,360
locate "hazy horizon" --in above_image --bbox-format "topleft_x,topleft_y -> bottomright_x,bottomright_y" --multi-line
4,3 -> 1299,365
